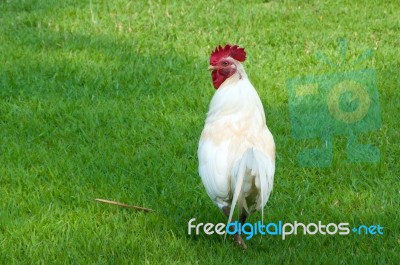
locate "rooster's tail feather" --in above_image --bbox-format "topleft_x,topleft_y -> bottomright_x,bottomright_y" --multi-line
227,148 -> 274,227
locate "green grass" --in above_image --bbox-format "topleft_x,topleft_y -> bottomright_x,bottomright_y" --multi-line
0,0 -> 399,264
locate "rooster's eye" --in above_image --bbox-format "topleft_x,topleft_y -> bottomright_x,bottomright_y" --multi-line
222,61 -> 229,66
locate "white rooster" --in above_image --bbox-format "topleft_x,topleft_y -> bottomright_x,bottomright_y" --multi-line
198,44 -> 275,249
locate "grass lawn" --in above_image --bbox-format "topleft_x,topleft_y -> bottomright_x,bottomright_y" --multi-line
0,0 -> 399,264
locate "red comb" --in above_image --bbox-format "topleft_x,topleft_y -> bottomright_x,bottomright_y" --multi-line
210,44 -> 246,65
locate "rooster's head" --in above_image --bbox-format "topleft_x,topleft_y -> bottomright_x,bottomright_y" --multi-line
208,44 -> 247,89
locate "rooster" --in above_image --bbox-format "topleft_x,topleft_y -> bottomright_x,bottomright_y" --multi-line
198,44 -> 275,249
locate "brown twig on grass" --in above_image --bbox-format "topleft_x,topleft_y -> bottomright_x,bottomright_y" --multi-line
95,198 -> 154,213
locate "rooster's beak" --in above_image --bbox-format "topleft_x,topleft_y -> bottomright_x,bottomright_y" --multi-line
208,65 -> 216,71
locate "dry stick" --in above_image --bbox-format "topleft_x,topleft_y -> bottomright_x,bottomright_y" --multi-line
95,198 -> 154,213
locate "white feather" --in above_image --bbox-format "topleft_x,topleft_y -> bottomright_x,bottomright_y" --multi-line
198,65 -> 275,223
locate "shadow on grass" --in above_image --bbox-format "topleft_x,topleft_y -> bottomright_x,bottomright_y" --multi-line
0,8 -> 215,250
